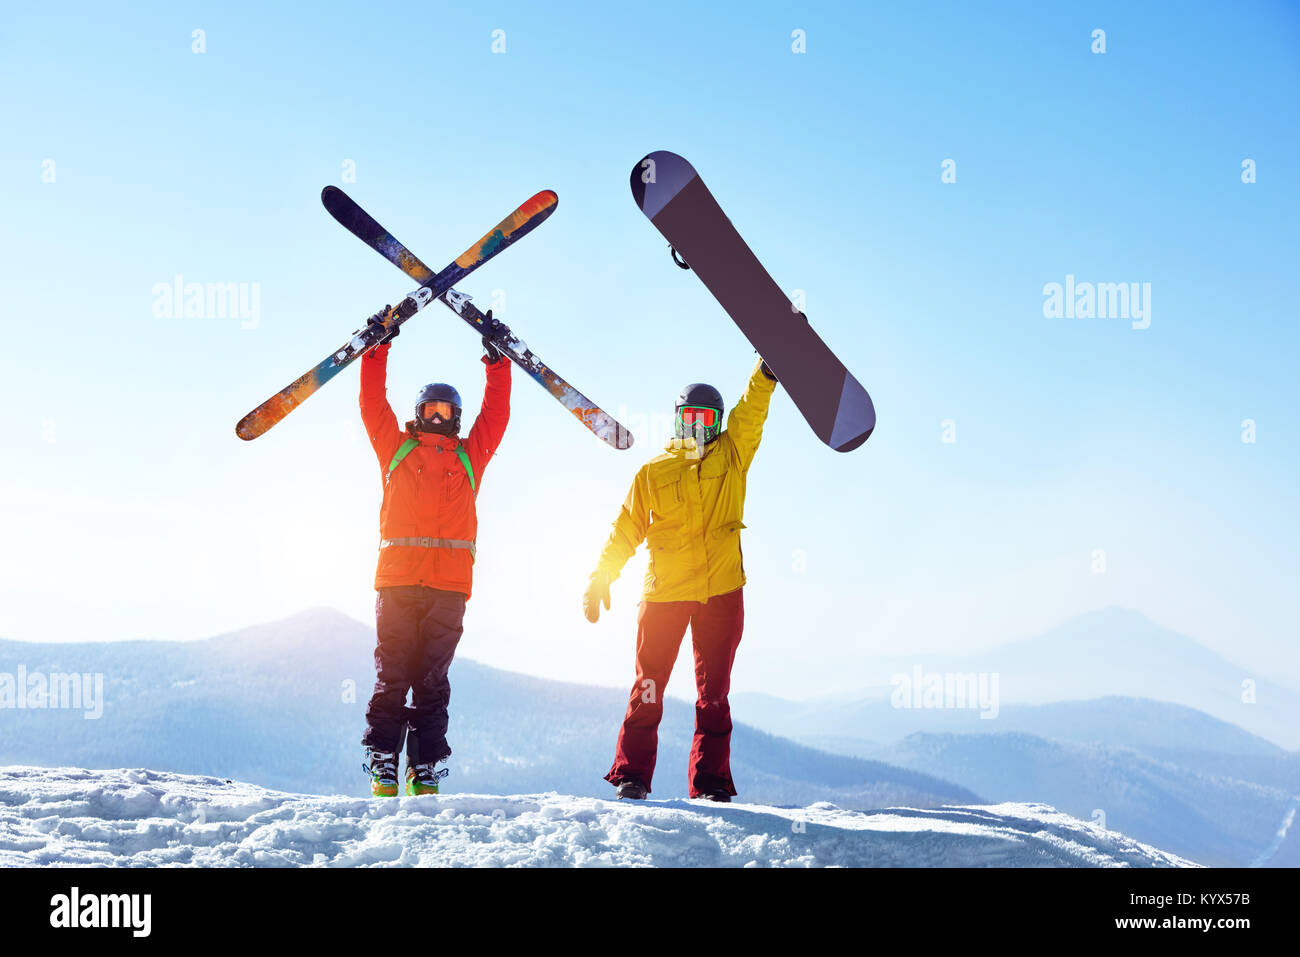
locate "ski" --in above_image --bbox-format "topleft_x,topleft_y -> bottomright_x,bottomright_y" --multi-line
321,186 -> 634,450
630,151 -> 875,452
235,187 -> 558,441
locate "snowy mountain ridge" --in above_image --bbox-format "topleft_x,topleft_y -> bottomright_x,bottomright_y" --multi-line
733,607 -> 1300,751
0,767 -> 1197,868
0,609 -> 978,809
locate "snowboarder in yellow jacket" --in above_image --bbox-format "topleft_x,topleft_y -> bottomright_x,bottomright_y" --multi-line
584,357 -> 778,801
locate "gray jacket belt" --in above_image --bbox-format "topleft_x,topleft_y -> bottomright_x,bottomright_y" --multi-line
379,537 -> 477,559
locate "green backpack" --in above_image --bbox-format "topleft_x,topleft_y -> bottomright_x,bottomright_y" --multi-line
385,438 -> 475,492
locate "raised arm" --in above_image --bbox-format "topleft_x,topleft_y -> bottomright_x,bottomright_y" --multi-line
463,351 -> 511,480
359,341 -> 404,470
726,358 -> 778,471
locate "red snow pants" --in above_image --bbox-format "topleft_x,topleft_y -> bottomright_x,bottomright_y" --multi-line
604,588 -> 744,798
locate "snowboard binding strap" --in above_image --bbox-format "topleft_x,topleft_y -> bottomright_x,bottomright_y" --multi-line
670,245 -> 691,270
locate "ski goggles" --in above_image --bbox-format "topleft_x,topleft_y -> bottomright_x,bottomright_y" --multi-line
678,406 -> 720,428
420,401 -> 455,421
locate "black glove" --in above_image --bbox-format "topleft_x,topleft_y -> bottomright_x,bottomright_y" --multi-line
367,306 -> 398,344
481,309 -> 503,362
760,358 -> 778,382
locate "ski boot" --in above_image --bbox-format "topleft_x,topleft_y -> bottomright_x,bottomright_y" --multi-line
614,779 -> 648,801
399,711 -> 448,794
405,762 -> 450,796
363,747 -> 400,797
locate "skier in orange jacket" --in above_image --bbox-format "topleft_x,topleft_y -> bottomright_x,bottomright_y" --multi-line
358,311 -> 511,796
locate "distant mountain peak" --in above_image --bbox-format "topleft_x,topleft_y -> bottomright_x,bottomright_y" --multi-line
203,606 -> 373,657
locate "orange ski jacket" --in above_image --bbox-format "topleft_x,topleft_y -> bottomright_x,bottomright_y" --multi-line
592,359 -> 776,602
360,342 -> 510,598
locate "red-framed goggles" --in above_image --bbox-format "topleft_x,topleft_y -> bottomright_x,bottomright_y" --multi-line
678,406 -> 720,428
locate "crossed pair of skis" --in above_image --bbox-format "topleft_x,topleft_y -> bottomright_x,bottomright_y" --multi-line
236,186 -> 634,448
238,152 -> 876,452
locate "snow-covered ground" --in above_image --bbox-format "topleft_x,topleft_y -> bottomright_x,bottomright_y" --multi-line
0,767 -> 1198,867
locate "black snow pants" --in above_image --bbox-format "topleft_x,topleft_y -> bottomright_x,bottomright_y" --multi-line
362,585 -> 466,764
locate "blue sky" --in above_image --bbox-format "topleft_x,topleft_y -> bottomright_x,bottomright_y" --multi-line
1,1 -> 1297,698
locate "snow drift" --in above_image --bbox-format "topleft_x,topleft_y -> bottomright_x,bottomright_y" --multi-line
0,767 -> 1197,867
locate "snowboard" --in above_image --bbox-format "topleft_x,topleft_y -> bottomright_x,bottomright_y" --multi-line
630,151 -> 875,452
235,188 -> 558,440
321,186 -> 633,450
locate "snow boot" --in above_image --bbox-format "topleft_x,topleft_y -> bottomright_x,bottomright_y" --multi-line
615,779 -> 648,800
700,791 -> 732,803
363,747 -> 400,797
405,762 -> 450,796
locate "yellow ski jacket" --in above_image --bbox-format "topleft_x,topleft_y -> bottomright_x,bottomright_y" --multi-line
593,359 -> 777,602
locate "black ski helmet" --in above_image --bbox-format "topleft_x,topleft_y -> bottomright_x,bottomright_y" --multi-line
414,383 -> 462,435
675,383 -> 724,444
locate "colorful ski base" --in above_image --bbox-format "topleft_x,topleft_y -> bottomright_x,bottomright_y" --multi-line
442,290 -> 633,449
321,185 -> 559,287
321,187 -> 633,450
234,187 -> 558,441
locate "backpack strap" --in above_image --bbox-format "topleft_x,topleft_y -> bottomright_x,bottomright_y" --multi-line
454,443 -> 476,493
385,438 -> 420,483
385,436 -> 476,494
